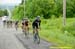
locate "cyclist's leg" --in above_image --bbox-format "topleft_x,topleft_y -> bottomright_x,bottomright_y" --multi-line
36,27 -> 40,44
27,26 -> 29,36
16,25 -> 18,30
34,30 -> 37,42
27,26 -> 29,35
32,24 -> 38,42
34,28 -> 40,43
32,25 -> 35,35
6,21 -> 8,27
24,26 -> 27,36
3,21 -> 5,27
22,26 -> 24,32
33,27 -> 36,42
22,27 -> 26,35
9,21 -> 11,28
4,20 -> 6,27
33,28 -> 35,34
26,26 -> 29,38
15,25 -> 17,30
16,24 -> 19,30
10,21 -> 12,28
7,21 -> 9,28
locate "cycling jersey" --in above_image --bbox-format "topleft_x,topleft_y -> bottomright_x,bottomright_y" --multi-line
32,19 -> 41,29
22,20 -> 29,26
25,20 -> 28,26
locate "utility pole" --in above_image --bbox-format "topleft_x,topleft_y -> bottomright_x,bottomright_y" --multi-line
6,7 -> 11,20
24,0 -> 25,17
63,0 -> 66,27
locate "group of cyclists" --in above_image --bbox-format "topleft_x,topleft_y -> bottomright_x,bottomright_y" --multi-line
2,16 -> 13,28
2,15 -> 41,44
15,16 -> 41,44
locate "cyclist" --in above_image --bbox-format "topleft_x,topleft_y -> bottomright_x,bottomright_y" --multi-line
7,20 -> 10,28
15,21 -> 19,30
22,18 -> 29,38
10,20 -> 13,28
22,19 -> 25,31
2,16 -> 7,27
7,20 -> 12,28
32,16 -> 41,44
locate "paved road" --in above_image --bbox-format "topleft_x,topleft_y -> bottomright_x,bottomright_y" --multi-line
0,20 -> 25,49
0,19 -> 57,49
16,32 -> 57,49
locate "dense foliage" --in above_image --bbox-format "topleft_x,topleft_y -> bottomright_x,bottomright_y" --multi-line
11,0 -> 75,48
12,0 -> 75,19
0,9 -> 8,17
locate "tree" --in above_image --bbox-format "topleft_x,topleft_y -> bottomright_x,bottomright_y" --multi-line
12,5 -> 24,20
66,0 -> 75,17
0,9 -> 4,17
0,9 -> 8,17
12,0 -> 75,20
3,9 -> 8,16
25,0 -> 55,18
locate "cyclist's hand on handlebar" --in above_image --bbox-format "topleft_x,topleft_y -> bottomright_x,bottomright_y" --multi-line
39,27 -> 41,30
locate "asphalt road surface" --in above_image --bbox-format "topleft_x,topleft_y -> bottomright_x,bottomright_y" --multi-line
0,19 -> 57,49
0,19 -> 25,49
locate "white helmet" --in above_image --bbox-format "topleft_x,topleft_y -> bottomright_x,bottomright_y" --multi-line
36,16 -> 40,19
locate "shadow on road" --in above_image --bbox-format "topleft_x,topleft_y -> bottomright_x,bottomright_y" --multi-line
15,33 -> 57,49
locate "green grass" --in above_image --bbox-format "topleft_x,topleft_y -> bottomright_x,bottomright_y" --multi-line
12,17 -> 75,49
39,17 -> 75,49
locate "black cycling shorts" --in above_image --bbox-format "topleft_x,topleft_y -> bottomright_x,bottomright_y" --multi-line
32,23 -> 38,29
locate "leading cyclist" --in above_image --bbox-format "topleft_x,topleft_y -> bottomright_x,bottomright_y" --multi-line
32,16 -> 41,44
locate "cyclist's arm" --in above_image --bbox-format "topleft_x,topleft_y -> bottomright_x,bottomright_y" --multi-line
28,20 -> 30,29
38,20 -> 41,29
21,22 -> 23,29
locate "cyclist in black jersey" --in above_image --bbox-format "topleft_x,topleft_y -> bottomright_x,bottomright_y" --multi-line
32,16 -> 41,44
